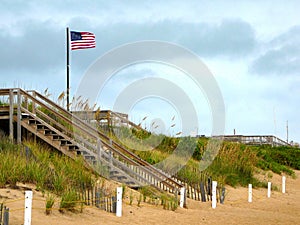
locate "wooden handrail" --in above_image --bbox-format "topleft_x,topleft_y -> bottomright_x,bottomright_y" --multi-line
27,90 -> 182,188
1,88 -> 182,190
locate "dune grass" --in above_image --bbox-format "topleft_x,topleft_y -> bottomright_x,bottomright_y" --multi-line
0,142 -> 94,192
0,135 -> 179,211
0,136 -> 95,212
110,128 -> 299,188
1,124 -> 298,212
255,145 -> 299,176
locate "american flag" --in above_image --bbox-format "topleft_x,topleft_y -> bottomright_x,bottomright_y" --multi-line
70,31 -> 96,50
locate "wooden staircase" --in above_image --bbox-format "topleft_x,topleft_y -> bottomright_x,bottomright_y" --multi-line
1,88 -> 184,193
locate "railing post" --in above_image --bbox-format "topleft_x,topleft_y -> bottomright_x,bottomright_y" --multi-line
259,136 -> 262,144
9,89 -> 14,141
97,138 -> 102,162
24,95 -> 28,110
32,91 -> 36,115
271,137 -> 274,147
109,151 -> 112,169
17,89 -> 21,144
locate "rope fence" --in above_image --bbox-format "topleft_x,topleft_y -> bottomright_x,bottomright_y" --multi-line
0,176 -> 288,224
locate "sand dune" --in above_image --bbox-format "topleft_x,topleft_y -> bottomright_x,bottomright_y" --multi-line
1,171 -> 299,225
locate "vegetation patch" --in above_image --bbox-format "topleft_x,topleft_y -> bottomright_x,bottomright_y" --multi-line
110,128 -> 299,188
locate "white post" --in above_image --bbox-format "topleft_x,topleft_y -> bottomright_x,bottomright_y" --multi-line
248,184 -> 252,203
179,187 -> 185,208
116,187 -> 122,217
282,176 -> 286,194
267,182 -> 271,198
212,181 -> 217,209
24,191 -> 33,225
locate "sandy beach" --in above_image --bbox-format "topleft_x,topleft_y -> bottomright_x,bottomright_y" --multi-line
1,170 -> 299,225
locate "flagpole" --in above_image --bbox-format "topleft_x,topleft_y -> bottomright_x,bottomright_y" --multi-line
66,27 -> 70,111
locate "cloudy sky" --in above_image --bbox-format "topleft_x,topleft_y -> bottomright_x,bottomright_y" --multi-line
1,0 -> 299,143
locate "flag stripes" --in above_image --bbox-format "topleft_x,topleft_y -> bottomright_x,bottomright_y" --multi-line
70,31 -> 96,50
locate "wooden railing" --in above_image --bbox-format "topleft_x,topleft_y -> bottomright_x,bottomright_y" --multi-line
72,110 -> 147,132
219,135 -> 291,147
0,88 -> 183,193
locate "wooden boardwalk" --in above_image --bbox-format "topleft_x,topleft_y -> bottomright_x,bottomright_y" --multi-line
217,135 -> 291,147
0,88 -> 202,201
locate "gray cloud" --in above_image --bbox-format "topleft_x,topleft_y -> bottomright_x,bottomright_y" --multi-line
250,26 -> 300,76
250,46 -> 300,75
0,20 -> 64,73
0,17 -> 254,76
95,19 -> 256,57
1,0 -> 31,14
178,19 -> 256,57
269,26 -> 300,47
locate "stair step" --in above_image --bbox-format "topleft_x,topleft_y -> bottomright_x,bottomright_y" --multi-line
51,135 -> 64,140
60,140 -> 73,145
77,150 -> 88,155
77,150 -> 91,155
45,130 -> 55,135
68,145 -> 79,150
28,119 -> 41,125
21,113 -> 30,119
36,124 -> 48,130
76,150 -> 82,155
